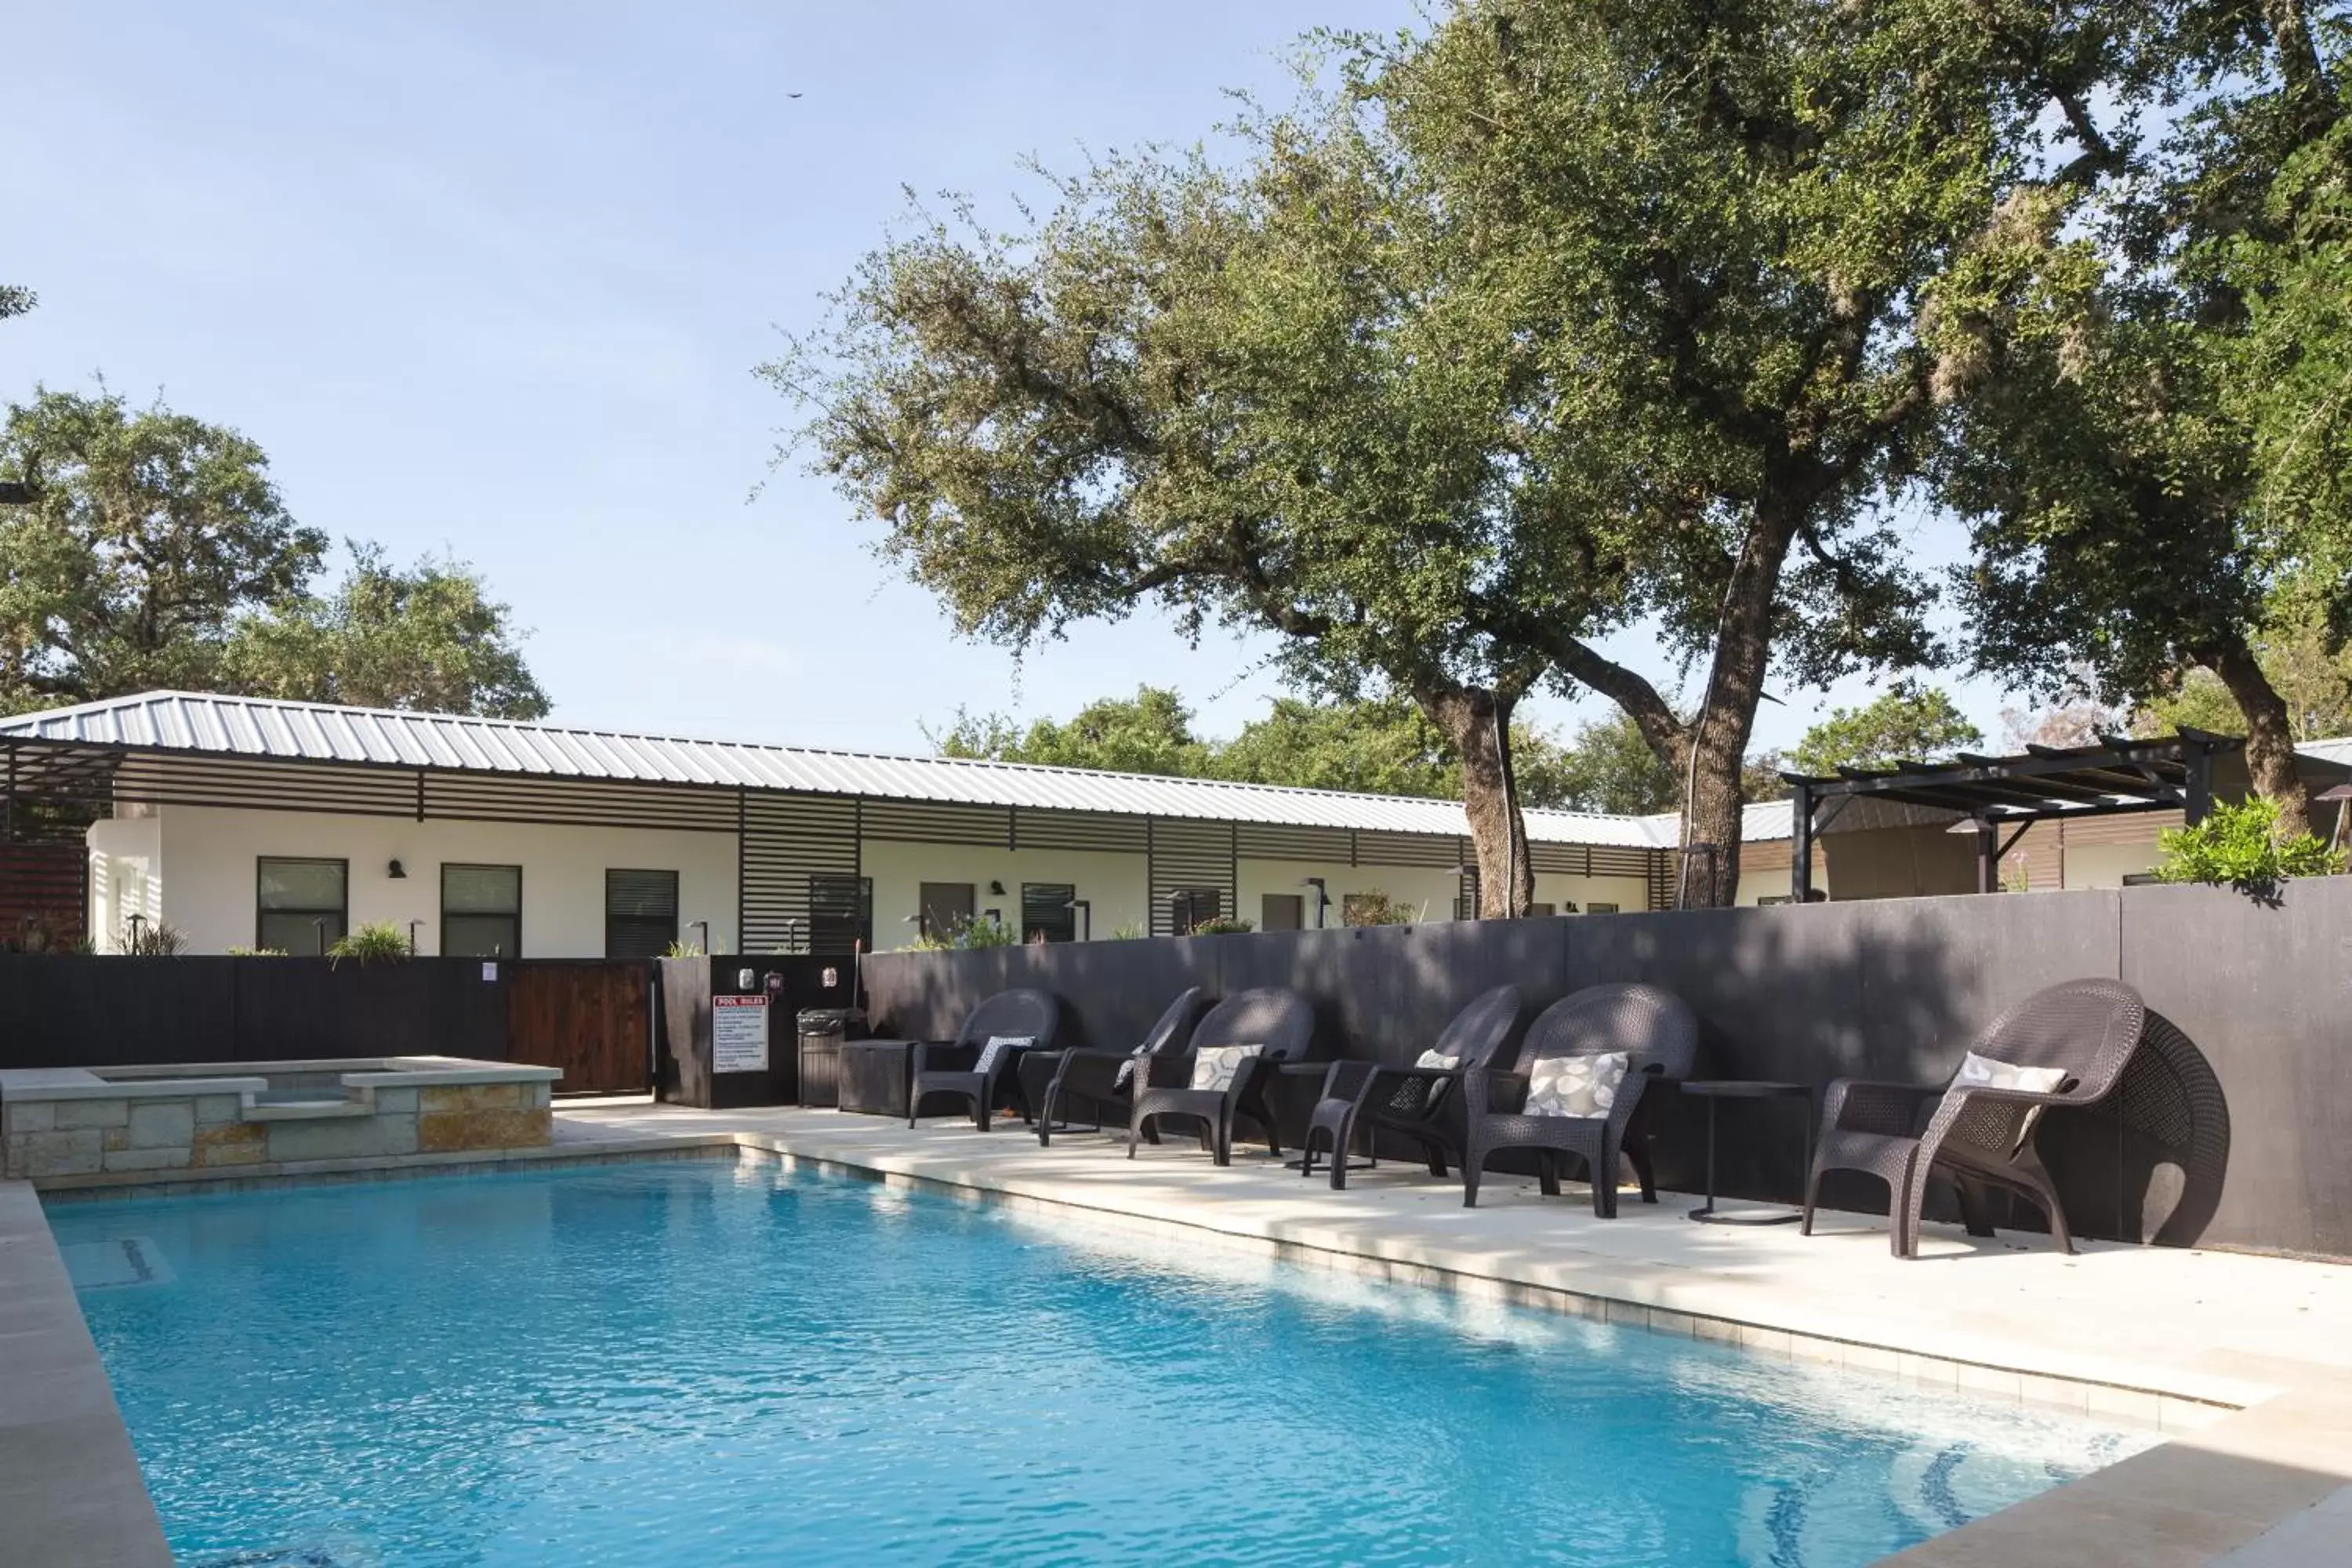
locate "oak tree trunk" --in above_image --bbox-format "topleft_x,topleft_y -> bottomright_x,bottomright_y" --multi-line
1421,684 -> 1534,918
2206,638 -> 2314,840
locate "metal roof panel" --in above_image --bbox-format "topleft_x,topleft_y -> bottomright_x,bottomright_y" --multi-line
0,691 -> 1672,849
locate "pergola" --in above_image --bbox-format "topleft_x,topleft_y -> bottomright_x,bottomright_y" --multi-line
1780,731 -> 2242,902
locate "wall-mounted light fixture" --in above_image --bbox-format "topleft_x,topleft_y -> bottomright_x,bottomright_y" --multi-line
1298,877 -> 1330,930
387,858 -> 407,880
690,920 -> 710,955
987,880 -> 1007,896
1064,896 -> 1091,942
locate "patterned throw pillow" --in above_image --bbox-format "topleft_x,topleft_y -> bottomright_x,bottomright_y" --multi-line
1189,1043 -> 1263,1092
1112,1040 -> 1152,1091
1414,1048 -> 1461,1070
973,1034 -> 1035,1078
1523,1051 -> 1630,1118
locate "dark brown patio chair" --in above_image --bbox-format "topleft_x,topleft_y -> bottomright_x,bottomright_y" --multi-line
1033,987 -> 1211,1147
1803,977 -> 2145,1258
906,988 -> 1062,1131
1461,984 -> 1698,1214
1299,986 -> 1524,1189
1128,988 -> 1316,1166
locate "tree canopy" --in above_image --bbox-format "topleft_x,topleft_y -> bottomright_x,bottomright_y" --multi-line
1934,0 -> 2350,837
931,686 -> 1617,809
1789,686 -> 1985,775
0,387 -> 325,710
0,386 -> 547,719
223,546 -> 550,720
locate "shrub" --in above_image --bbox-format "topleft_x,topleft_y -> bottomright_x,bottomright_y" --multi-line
664,939 -> 706,958
1188,915 -> 1255,935
905,914 -> 1019,951
2154,797 -> 2345,903
1107,923 -> 1147,940
328,921 -> 412,967
119,921 -> 189,956
1341,890 -> 1419,927
225,945 -> 289,957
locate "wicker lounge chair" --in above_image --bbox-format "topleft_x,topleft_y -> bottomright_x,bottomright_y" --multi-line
906,988 -> 1062,1131
1461,983 -> 1698,1214
1803,976 -> 2145,1258
1033,987 -> 1211,1148
1128,988 -> 1316,1166
1299,986 -> 1524,1189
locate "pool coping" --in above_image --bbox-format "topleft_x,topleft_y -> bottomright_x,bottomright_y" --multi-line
10,1122 -> 2350,1566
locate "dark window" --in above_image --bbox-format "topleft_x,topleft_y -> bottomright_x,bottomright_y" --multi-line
1169,887 -> 1221,932
1021,883 -> 1076,944
1528,902 -> 1556,918
917,882 -> 974,940
1261,893 -> 1303,931
605,869 -> 679,957
1587,902 -> 1621,915
442,864 -> 521,957
809,875 -> 873,953
257,857 -> 347,955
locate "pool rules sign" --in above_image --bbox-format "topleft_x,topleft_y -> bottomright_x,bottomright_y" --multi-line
712,993 -> 769,1073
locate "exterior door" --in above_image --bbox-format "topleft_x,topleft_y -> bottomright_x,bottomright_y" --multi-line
1261,893 -> 1303,931
918,881 -> 974,941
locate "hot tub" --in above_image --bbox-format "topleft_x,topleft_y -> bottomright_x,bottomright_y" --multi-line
0,1056 -> 561,1185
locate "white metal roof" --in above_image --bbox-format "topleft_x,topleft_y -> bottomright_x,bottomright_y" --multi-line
0,691 -> 1675,849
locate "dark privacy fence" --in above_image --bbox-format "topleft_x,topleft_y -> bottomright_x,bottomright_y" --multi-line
0,956 -> 666,1095
862,880 -> 2352,1261
0,955 -> 511,1068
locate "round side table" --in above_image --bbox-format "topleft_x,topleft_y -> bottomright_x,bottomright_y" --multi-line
1682,1080 -> 1813,1225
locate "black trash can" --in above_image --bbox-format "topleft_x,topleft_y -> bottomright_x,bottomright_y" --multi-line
797,1008 -> 861,1109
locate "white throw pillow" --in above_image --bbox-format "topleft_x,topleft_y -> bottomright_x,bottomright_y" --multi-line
1954,1051 -> 2069,1152
973,1034 -> 1035,1077
1523,1051 -> 1630,1118
1953,1051 -> 2067,1095
1189,1043 -> 1263,1092
1113,1040 -> 1152,1091
1414,1048 -> 1461,1070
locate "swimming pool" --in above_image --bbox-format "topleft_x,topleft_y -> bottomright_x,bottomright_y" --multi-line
52,1158 -> 2151,1566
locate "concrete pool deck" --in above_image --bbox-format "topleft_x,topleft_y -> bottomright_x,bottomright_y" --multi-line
7,1099 -> 2348,1564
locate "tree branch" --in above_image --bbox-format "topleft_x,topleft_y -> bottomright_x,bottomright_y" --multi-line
1533,630 -> 1688,765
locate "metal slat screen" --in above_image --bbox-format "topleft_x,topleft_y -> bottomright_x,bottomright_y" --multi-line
740,793 -> 860,953
1147,818 -> 1235,936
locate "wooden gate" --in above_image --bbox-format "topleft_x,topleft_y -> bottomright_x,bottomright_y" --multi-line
506,961 -> 652,1095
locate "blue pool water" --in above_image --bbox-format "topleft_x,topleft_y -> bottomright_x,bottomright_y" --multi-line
52,1160 -> 2150,1567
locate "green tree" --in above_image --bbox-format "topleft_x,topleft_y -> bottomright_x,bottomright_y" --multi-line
931,686 -> 1209,775
774,90 -> 1584,914
1214,695 -> 1456,798
1546,713 -> 1682,816
1321,0 -> 2089,902
1789,686 -> 1985,775
779,2 -> 2082,908
1936,2 -> 2348,838
0,387 -> 326,711
0,284 -> 31,323
222,546 -> 550,720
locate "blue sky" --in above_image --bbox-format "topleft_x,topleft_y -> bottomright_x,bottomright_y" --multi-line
5,0 -> 2011,760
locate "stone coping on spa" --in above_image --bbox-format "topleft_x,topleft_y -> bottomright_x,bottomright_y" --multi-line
2,1058 -> 560,1184
0,1056 -> 561,1102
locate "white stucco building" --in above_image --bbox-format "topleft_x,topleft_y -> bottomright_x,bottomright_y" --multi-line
2,692 -> 1671,957
8,693 -> 2343,957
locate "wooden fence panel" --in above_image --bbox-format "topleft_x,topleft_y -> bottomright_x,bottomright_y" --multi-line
507,961 -> 652,1095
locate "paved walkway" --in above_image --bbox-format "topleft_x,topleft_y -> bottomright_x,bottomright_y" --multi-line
564,1103 -> 2352,1566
